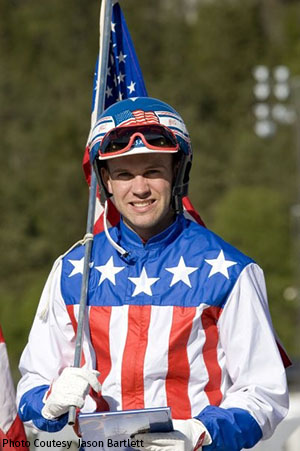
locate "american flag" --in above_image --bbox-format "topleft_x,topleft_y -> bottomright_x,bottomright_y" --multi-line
0,326 -> 29,451
82,1 -> 147,187
82,1 -> 205,233
114,109 -> 160,127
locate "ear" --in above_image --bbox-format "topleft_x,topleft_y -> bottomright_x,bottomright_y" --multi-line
101,166 -> 113,194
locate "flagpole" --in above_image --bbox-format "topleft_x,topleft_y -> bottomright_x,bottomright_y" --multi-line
68,0 -> 113,426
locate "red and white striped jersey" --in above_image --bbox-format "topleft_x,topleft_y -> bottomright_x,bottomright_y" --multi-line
17,215 -> 288,445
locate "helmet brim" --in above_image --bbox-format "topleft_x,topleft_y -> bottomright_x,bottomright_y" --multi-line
98,144 -> 179,160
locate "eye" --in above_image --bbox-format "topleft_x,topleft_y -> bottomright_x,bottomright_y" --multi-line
144,169 -> 161,178
115,171 -> 133,180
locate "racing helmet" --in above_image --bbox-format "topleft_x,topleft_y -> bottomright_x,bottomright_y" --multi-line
89,97 -> 192,213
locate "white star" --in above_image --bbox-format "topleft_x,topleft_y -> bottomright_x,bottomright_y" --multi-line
127,81 -> 136,94
113,74 -> 118,87
129,267 -> 160,297
165,256 -> 198,288
117,51 -> 127,63
110,54 -> 115,66
117,72 -> 125,84
106,86 -> 113,98
95,256 -> 125,286
205,250 -> 237,279
107,66 -> 111,76
111,22 -> 116,32
116,91 -> 123,101
68,257 -> 93,277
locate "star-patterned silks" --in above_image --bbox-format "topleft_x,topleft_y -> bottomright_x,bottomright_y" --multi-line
205,250 -> 237,279
68,249 -> 238,296
128,267 -> 160,297
95,256 -> 125,286
68,258 -> 94,277
68,257 -> 93,277
68,257 -> 84,277
165,256 -> 198,288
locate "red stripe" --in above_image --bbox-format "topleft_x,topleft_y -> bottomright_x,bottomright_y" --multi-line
5,415 -> 29,450
0,325 -> 4,343
107,198 -> 121,226
82,145 -> 91,186
94,213 -> 104,235
89,307 -> 112,411
201,306 -> 223,406
276,339 -> 292,368
66,305 -> 85,367
166,306 -> 196,419
121,305 -> 151,410
94,198 -> 120,234
183,197 -> 206,227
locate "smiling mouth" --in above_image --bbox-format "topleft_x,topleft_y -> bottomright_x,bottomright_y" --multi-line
130,200 -> 155,208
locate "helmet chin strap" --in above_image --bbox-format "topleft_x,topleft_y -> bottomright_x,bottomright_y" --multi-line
172,154 -> 187,214
103,200 -> 129,257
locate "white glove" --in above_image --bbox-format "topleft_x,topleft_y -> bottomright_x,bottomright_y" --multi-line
41,367 -> 101,420
132,418 -> 212,451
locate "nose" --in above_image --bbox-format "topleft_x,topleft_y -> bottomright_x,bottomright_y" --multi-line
132,175 -> 151,198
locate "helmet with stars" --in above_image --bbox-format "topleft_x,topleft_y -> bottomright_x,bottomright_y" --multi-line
89,97 -> 193,213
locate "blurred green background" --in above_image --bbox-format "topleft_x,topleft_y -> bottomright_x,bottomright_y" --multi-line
1,0 -> 300,382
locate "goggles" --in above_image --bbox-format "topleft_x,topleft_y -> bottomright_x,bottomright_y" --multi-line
98,124 -> 179,159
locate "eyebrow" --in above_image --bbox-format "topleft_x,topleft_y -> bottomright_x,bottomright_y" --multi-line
109,164 -> 166,174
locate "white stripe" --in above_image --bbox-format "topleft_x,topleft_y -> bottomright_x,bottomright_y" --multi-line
183,209 -> 196,223
101,305 -> 129,411
72,305 -> 96,371
217,341 -> 228,400
94,197 -> 104,225
187,305 -> 214,416
158,115 -> 189,140
72,305 -> 99,414
143,306 -> 173,407
156,111 -> 184,122
90,116 -> 115,145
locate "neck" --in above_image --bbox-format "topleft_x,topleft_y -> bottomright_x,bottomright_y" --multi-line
123,212 -> 176,242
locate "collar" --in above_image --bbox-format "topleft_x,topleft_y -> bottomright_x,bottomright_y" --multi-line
116,214 -> 185,254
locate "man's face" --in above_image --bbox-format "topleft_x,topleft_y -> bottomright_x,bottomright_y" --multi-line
101,153 -> 176,240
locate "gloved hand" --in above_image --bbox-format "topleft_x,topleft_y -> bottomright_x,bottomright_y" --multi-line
132,418 -> 212,451
41,367 -> 101,420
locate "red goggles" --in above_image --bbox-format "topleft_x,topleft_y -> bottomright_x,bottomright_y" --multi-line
99,124 -> 179,158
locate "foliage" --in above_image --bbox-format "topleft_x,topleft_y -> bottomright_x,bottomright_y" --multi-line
211,186 -> 298,354
1,0 -> 300,380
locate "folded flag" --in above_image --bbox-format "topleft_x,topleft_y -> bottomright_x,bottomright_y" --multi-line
0,326 -> 29,451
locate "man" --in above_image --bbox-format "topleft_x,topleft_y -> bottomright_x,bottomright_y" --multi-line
17,97 -> 289,450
